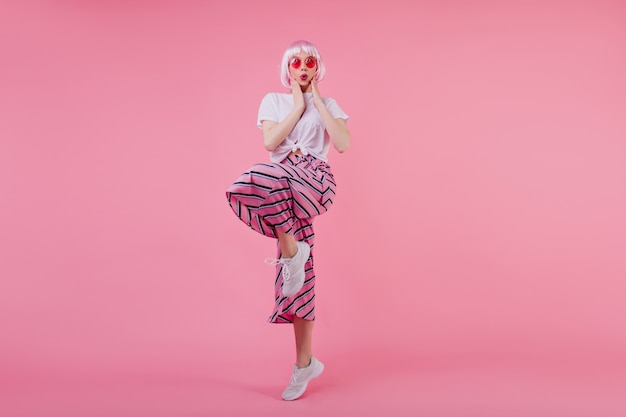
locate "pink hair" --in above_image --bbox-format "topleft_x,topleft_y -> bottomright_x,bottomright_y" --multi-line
279,40 -> 327,89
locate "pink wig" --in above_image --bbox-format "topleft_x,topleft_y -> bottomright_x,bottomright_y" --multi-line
280,40 -> 327,89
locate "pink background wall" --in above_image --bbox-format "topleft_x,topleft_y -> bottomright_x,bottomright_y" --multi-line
1,1 -> 625,416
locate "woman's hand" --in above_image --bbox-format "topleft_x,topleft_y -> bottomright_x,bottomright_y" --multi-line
309,78 -> 351,153
291,76 -> 306,112
311,78 -> 324,110
262,79 -> 307,151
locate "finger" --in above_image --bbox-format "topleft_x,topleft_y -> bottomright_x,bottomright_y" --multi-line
312,79 -> 319,93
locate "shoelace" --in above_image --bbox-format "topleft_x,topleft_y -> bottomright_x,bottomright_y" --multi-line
288,366 -> 304,386
265,257 -> 293,283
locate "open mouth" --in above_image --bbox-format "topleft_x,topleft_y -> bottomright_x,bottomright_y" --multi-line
300,74 -> 308,81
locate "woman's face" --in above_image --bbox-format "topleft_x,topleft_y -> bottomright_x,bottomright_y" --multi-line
288,51 -> 317,91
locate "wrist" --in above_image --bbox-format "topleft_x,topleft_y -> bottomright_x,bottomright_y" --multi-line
313,97 -> 325,107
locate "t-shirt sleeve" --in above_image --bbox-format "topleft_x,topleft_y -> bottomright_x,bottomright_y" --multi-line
324,97 -> 349,122
257,93 -> 279,129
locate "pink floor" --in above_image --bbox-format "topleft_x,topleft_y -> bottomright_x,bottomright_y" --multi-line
3,350 -> 625,417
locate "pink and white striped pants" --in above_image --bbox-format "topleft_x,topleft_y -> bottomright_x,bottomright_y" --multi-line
226,154 -> 336,323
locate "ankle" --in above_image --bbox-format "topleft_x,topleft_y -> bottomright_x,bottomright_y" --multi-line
296,357 -> 312,368
280,240 -> 298,258
277,231 -> 298,258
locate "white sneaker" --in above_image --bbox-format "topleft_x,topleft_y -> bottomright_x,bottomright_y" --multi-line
266,241 -> 310,297
281,357 -> 324,401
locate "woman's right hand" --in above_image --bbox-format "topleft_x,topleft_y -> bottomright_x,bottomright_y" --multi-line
290,76 -> 306,112
262,81 -> 307,151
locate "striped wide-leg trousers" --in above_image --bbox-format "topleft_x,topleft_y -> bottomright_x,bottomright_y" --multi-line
225,154 -> 336,323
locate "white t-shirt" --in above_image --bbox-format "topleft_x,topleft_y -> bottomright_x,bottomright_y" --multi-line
257,92 -> 349,163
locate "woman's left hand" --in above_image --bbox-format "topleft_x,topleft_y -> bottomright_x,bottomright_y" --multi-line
311,78 -> 324,110
309,78 -> 350,153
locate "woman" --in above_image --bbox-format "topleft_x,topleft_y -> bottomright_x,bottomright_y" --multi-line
226,40 -> 350,401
